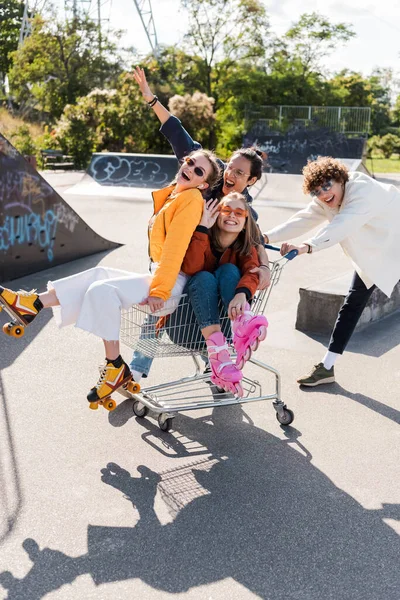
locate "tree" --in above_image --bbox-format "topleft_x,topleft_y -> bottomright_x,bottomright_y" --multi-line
169,92 -> 215,147
0,0 -> 26,93
8,12 -> 123,119
284,13 -> 355,79
180,0 -> 269,102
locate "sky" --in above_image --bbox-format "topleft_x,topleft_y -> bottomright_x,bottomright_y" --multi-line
71,0 -> 400,78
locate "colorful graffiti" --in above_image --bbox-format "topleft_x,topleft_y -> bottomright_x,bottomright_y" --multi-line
0,134 -> 119,281
0,210 -> 58,261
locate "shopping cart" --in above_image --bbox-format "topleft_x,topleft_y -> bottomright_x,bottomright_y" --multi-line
119,246 -> 297,432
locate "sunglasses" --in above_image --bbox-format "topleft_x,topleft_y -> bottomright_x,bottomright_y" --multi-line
310,179 -> 335,197
219,206 -> 248,218
184,156 -> 205,178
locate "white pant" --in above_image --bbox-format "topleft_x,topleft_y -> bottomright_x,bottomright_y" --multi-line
48,266 -> 188,341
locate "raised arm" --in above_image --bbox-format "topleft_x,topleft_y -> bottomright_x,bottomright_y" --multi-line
133,66 -> 201,160
133,67 -> 171,125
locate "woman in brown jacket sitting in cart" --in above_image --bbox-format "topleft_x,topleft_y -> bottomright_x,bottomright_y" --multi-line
180,192 -> 269,398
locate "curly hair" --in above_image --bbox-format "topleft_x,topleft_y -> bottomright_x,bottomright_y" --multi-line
302,157 -> 349,195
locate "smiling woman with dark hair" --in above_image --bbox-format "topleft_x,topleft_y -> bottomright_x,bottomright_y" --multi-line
263,156 -> 400,387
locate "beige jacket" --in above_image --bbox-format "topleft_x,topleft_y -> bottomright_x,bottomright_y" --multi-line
265,172 -> 400,297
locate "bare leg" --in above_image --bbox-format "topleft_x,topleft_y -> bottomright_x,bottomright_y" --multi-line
103,340 -> 120,360
201,324 -> 221,341
39,289 -> 60,308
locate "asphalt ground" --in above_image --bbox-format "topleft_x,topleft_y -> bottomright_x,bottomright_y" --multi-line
0,172 -> 399,599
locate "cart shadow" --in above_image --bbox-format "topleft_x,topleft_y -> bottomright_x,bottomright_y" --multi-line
1,407 -> 399,599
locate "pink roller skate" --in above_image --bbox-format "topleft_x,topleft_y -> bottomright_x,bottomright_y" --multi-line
206,332 -> 243,397
232,304 -> 268,370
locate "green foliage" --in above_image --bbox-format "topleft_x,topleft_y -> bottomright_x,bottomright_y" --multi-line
168,92 -> 215,147
368,133 -> 400,159
181,0 -> 269,99
8,13 -> 123,119
54,76 -> 173,167
9,124 -> 36,155
283,12 -> 355,78
0,0 -> 25,88
7,3 -> 398,161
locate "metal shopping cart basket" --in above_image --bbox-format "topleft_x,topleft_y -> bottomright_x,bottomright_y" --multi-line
120,246 -> 297,432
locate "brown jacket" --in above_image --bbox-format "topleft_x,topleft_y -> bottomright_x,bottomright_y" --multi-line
181,227 -> 260,299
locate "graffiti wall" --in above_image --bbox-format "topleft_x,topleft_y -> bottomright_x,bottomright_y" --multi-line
243,124 -> 367,174
0,135 -> 120,281
88,153 -> 179,188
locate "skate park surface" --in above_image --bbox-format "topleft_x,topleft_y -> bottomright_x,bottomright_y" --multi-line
0,170 -> 399,600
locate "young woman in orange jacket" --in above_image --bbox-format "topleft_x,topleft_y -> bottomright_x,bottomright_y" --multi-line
0,151 -> 220,404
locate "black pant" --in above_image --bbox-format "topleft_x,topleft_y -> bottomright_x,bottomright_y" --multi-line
328,271 -> 375,354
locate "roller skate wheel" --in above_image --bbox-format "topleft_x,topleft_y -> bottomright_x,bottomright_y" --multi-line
250,339 -> 259,352
234,382 -> 244,398
103,398 -> 117,411
127,381 -> 141,394
10,324 -> 24,338
3,323 -> 11,336
89,402 -> 99,410
0,305 -> 3,312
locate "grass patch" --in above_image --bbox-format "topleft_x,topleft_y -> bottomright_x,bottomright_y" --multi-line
366,157 -> 400,174
0,108 -> 43,140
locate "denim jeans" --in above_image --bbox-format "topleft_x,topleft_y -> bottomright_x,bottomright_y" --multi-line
129,313 -> 158,377
129,263 -> 241,376
187,263 -> 241,329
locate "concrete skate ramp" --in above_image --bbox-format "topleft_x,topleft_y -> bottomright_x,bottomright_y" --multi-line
0,134 -> 120,281
244,125 -> 367,174
88,152 -> 179,188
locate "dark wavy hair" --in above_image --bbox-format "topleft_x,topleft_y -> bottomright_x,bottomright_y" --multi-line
210,192 -> 260,256
230,147 -> 264,182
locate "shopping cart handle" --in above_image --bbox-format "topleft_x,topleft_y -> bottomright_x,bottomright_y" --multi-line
264,244 -> 298,260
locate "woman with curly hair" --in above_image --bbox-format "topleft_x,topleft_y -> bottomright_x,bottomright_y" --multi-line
263,156 -> 400,386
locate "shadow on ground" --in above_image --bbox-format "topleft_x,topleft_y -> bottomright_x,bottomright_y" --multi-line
0,406 -> 399,599
303,308 -> 400,358
0,374 -> 22,545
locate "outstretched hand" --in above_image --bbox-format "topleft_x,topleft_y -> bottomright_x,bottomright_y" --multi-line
280,242 -> 309,256
133,66 -> 154,102
200,198 -> 220,229
139,296 -> 165,313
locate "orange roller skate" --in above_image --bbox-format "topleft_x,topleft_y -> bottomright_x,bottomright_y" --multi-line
87,356 -> 141,412
0,286 -> 43,338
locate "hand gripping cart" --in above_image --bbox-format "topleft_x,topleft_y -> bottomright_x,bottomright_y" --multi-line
119,247 -> 297,432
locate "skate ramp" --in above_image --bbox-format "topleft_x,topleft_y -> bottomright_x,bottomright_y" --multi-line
88,152 -> 179,189
244,124 -> 367,174
0,134 -> 120,281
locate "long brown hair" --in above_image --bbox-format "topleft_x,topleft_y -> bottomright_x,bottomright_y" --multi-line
209,192 -> 260,256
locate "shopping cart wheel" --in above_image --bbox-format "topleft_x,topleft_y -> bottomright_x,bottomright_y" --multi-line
158,413 -> 173,432
275,408 -> 294,426
132,401 -> 148,418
